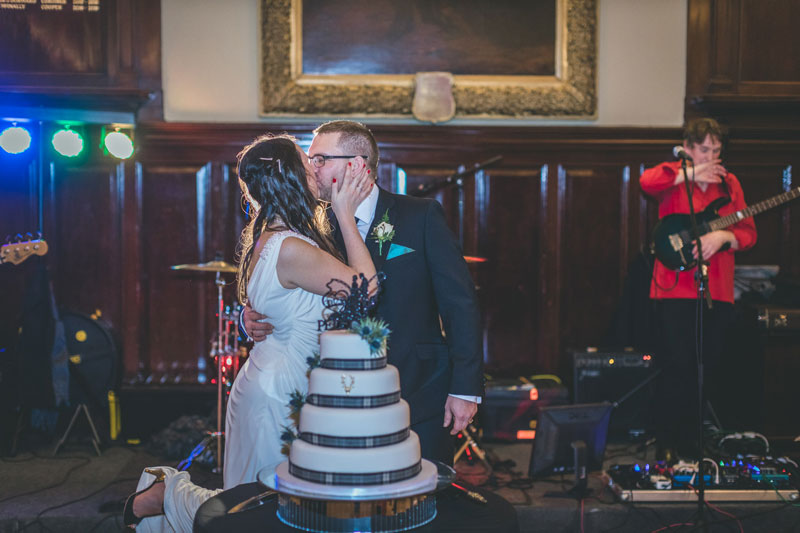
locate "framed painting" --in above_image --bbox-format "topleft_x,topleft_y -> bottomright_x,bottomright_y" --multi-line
260,0 -> 596,120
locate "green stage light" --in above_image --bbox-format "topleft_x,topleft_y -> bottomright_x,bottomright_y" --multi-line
52,128 -> 84,157
103,129 -> 134,159
0,125 -> 32,155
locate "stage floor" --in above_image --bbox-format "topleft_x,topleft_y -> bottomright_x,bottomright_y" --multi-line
1,439 -> 799,532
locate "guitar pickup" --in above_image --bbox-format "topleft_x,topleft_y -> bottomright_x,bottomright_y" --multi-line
668,234 -> 683,252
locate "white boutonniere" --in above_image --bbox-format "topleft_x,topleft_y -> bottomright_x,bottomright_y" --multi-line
370,209 -> 395,255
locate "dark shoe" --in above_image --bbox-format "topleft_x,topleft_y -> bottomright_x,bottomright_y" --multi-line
123,468 -> 166,529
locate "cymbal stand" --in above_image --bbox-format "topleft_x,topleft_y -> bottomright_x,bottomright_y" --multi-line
213,271 -> 225,474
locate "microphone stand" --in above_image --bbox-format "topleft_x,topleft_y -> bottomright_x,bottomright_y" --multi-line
412,155 -> 503,197
411,155 -> 502,246
678,156 -> 710,530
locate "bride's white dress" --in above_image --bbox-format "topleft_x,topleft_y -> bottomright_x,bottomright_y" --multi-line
135,231 -> 324,532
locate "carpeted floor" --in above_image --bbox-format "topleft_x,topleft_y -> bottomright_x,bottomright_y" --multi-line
2,436 -> 800,532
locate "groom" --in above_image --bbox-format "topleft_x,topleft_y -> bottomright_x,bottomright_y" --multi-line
244,121 -> 483,465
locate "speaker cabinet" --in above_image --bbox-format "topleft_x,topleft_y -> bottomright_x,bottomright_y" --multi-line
572,350 -> 657,440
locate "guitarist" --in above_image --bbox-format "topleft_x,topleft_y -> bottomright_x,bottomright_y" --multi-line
640,118 -> 757,460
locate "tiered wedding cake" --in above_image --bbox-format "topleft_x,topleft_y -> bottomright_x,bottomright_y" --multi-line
268,323 -> 439,532
287,329 -> 428,487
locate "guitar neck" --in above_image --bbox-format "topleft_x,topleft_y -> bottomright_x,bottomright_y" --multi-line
709,186 -> 800,232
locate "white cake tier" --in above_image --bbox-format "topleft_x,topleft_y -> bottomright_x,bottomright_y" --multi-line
320,330 -> 386,359
308,365 -> 400,398
299,400 -> 410,439
290,431 -> 421,474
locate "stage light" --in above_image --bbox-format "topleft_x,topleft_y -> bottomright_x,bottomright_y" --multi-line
103,128 -> 134,159
0,125 -> 32,154
52,127 -> 84,157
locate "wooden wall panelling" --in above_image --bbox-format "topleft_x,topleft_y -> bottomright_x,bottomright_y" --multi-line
709,0 -> 738,93
48,159 -> 123,329
121,161 -> 144,381
479,166 -> 543,373
139,162 -> 213,384
558,164 -> 627,362
687,0 -> 800,128
0,0 -> 162,117
538,164 -> 562,373
738,0 -> 800,89
7,123 -> 706,384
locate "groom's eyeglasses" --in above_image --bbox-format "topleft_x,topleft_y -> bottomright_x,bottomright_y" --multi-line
308,155 -> 368,168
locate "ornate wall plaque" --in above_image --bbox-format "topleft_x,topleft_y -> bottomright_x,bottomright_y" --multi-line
261,0 -> 596,120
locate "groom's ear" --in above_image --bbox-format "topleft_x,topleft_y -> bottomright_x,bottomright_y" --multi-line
352,155 -> 377,181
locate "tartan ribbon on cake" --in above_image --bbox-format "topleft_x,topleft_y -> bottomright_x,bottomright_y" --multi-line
298,428 -> 409,448
306,391 -> 400,408
320,357 -> 387,370
318,273 -> 385,331
288,461 -> 422,486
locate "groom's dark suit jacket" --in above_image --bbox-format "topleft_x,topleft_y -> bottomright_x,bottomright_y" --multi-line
329,188 -> 483,463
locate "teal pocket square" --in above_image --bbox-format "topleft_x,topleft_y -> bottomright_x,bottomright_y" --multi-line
387,243 -> 415,260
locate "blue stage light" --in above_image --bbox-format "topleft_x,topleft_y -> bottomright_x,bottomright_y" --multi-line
52,128 -> 85,157
0,125 -> 32,154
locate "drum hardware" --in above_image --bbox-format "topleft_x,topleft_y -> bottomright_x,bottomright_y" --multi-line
171,257 -> 244,474
454,423 -> 492,472
170,259 -> 237,273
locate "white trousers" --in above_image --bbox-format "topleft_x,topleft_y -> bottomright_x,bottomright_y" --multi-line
133,466 -> 222,533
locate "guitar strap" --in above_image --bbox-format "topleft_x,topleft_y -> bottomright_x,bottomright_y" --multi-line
718,172 -> 732,201
716,172 -> 733,254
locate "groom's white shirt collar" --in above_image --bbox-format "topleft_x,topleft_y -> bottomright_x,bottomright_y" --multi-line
354,184 -> 380,240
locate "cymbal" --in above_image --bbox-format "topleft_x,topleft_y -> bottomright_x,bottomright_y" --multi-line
171,260 -> 237,273
463,255 -> 488,264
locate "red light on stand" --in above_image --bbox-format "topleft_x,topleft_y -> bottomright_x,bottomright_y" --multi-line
226,356 -> 233,366
517,430 -> 536,440
529,387 -> 539,401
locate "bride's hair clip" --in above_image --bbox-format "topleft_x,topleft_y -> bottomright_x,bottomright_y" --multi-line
259,157 -> 282,174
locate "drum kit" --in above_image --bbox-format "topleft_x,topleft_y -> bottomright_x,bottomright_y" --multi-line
170,257 -> 244,473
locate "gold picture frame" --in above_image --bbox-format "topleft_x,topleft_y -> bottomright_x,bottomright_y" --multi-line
260,0 -> 596,119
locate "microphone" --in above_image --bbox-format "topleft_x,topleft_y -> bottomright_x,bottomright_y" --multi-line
672,145 -> 693,161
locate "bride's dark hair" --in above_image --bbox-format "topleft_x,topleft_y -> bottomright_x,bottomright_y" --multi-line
236,133 -> 339,305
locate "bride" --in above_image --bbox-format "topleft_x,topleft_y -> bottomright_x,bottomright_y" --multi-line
123,134 -> 375,531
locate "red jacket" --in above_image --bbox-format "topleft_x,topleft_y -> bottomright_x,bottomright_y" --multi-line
640,161 -> 757,303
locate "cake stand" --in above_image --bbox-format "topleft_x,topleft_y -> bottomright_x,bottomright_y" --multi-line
257,460 -> 456,532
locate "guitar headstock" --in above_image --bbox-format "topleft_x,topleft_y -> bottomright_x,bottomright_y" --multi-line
0,239 -> 49,265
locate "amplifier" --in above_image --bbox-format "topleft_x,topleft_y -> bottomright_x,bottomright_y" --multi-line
572,349 -> 657,440
480,376 -> 569,441
756,306 -> 800,333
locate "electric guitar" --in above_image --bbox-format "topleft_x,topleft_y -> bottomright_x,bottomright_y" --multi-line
0,238 -> 49,265
651,186 -> 800,271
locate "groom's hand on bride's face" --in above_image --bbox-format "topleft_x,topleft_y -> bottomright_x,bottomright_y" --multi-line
243,305 -> 273,342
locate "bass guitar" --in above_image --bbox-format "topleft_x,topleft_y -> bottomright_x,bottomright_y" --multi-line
651,186 -> 800,271
0,238 -> 49,265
